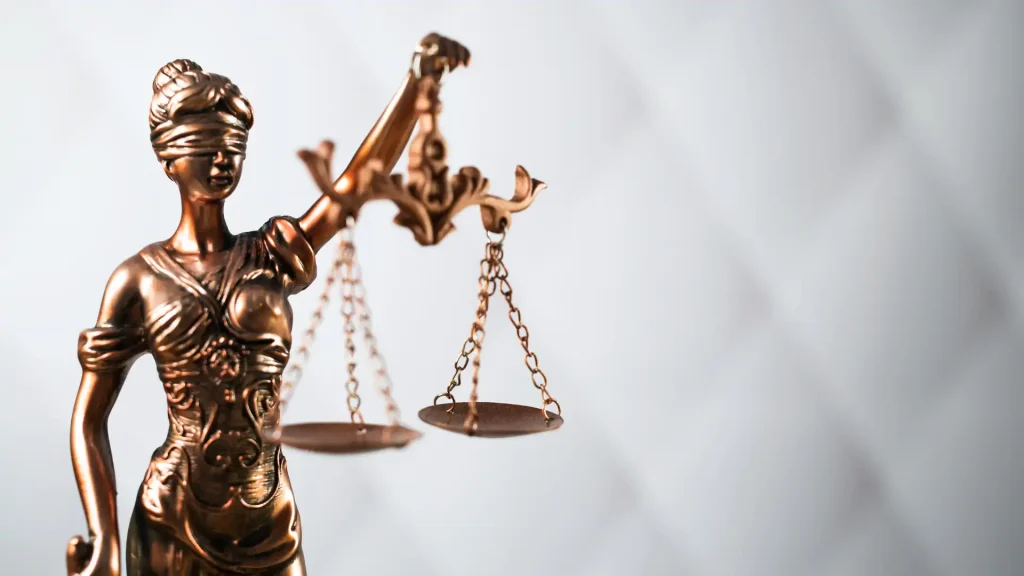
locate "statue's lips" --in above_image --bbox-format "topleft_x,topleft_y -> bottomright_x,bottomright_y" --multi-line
208,174 -> 233,188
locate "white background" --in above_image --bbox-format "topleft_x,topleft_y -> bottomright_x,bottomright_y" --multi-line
1,2 -> 1022,575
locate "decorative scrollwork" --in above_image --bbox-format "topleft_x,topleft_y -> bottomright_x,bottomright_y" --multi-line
298,78 -> 547,246
198,335 -> 247,386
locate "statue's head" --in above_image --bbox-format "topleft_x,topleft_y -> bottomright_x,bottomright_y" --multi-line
149,59 -> 254,202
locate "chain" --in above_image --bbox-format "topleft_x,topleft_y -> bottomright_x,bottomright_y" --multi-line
347,249 -> 402,426
278,237 -> 348,416
278,217 -> 401,431
435,238 -> 498,433
339,226 -> 366,428
492,239 -> 561,419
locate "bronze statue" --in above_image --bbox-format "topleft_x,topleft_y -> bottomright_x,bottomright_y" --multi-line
67,32 -> 560,576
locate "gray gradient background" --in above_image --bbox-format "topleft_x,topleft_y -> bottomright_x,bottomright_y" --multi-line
2,2 -> 1022,575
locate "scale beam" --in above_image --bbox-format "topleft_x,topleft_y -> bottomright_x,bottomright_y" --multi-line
297,77 -> 547,245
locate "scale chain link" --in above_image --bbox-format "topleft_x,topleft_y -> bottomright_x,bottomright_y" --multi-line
339,228 -> 366,428
492,242 -> 561,419
435,239 -> 498,433
278,238 -> 348,416
277,215 -> 403,434
347,247 -> 402,426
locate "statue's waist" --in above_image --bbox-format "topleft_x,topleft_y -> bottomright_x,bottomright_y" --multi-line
154,432 -> 281,503
141,448 -> 288,506
138,443 -> 301,570
160,375 -> 282,439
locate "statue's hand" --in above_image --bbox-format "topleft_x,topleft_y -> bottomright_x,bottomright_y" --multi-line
414,33 -> 470,80
67,534 -> 118,576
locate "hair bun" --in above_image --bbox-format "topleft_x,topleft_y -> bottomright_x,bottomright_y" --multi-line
152,59 -> 203,93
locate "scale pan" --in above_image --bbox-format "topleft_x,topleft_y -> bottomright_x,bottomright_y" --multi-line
418,402 -> 563,438
266,423 -> 421,454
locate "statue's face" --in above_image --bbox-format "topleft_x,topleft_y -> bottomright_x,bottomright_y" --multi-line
165,149 -> 244,202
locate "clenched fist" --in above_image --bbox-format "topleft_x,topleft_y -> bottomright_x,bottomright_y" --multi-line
413,33 -> 471,80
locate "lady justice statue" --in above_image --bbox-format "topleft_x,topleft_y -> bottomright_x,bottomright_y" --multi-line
66,33 -> 475,576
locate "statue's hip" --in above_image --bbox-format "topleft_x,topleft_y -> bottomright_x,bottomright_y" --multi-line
135,442 -> 303,572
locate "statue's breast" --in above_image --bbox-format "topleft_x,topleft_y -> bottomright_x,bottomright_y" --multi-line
225,276 -> 293,347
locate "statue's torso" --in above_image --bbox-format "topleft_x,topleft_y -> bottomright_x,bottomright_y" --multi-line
78,216 -> 317,572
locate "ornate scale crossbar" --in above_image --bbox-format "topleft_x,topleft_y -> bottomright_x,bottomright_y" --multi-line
264,52 -> 563,454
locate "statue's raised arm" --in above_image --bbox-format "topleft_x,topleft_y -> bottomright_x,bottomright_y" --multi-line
297,33 -> 471,251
